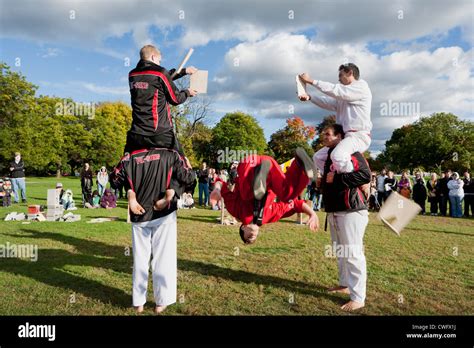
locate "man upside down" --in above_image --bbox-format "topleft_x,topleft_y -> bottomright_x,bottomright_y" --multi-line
210,148 -> 320,244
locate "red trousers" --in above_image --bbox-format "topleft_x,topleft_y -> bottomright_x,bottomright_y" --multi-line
236,155 -> 308,202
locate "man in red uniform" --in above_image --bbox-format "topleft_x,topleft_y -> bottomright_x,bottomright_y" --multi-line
211,148 -> 320,244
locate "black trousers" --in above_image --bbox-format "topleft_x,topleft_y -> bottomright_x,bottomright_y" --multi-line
124,129 -> 185,198
124,129 -> 183,156
464,194 -> 474,217
439,195 -> 450,216
429,197 -> 439,215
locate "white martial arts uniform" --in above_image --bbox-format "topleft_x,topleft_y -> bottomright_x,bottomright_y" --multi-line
131,211 -> 177,307
310,79 -> 372,174
327,210 -> 368,303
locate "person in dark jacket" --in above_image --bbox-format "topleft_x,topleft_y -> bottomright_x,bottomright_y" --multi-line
80,163 -> 94,206
463,171 -> 473,217
438,170 -> 452,216
412,171 -> 427,214
124,45 -> 197,154
109,147 -> 195,314
426,172 -> 440,216
9,152 -> 27,203
319,123 -> 371,312
100,188 -> 117,209
383,170 -> 398,200
197,162 -> 210,206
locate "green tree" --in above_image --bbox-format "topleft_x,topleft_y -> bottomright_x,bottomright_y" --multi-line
211,111 -> 267,166
268,116 -> 316,163
377,113 -> 474,173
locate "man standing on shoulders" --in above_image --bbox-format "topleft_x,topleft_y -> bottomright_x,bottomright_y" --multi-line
9,152 -> 27,204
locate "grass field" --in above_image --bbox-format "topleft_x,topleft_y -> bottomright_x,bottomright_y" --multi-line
0,177 -> 473,316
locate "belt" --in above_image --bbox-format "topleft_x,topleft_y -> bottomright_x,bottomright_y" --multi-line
346,130 -> 371,137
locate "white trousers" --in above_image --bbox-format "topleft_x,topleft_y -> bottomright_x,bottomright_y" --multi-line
328,210 -> 368,303
131,211 -> 177,307
313,131 -> 371,174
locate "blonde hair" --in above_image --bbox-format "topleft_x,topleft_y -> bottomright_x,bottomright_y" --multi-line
140,45 -> 161,60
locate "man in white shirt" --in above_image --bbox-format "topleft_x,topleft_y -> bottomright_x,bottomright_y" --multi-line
298,63 -> 372,175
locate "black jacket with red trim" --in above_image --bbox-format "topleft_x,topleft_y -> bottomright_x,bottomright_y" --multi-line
128,59 -> 190,136
110,148 -> 195,223
321,149 -> 371,213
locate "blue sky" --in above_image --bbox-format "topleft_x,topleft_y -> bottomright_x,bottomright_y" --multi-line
1,0 -> 472,156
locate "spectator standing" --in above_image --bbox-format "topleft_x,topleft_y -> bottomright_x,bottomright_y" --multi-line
9,152 -> 27,203
447,172 -> 464,218
438,170 -> 452,216
383,171 -> 398,200
398,171 -> 412,199
197,162 -> 209,206
463,171 -> 473,217
426,173 -> 440,216
97,166 -> 109,196
412,171 -> 427,214
81,163 -> 94,206
376,169 -> 387,206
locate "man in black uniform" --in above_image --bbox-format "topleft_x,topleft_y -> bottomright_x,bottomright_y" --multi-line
110,148 -> 195,314
319,124 -> 372,311
125,44 -> 197,154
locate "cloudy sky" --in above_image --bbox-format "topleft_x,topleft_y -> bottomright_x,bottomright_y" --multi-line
1,0 -> 473,156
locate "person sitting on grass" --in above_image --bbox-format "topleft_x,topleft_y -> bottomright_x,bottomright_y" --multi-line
100,189 -> 117,209
210,148 -> 320,244
63,189 -> 77,211
0,178 -> 13,207
92,190 -> 101,208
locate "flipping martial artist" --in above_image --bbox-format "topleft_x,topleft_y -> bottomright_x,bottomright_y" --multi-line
110,148 -> 195,314
319,123 -> 372,311
210,148 -> 320,244
298,63 -> 372,175
124,44 -> 198,214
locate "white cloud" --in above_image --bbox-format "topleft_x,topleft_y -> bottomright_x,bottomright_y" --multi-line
82,83 -> 129,96
40,47 -> 61,58
1,0 -> 472,52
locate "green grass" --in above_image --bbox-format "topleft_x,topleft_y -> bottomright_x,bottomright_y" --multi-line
0,177 -> 473,315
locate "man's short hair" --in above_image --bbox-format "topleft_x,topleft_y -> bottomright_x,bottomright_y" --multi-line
323,123 -> 344,138
140,45 -> 161,60
339,63 -> 360,80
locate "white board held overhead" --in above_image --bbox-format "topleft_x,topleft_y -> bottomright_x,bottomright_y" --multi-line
190,70 -> 208,94
296,75 -> 307,97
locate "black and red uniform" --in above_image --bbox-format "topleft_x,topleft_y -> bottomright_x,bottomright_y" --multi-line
218,155 -> 309,225
321,150 -> 371,212
110,148 -> 195,223
125,59 -> 190,154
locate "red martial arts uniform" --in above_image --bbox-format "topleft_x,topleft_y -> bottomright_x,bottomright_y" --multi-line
219,155 -> 309,225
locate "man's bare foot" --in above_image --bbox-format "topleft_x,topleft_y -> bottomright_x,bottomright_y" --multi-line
154,305 -> 167,314
327,286 -> 350,294
341,300 -> 365,311
154,189 -> 175,211
128,190 -> 145,215
134,305 -> 144,313
129,198 -> 145,215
